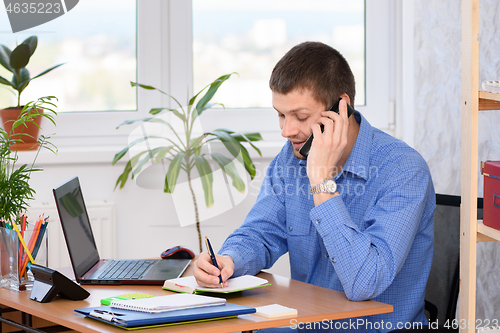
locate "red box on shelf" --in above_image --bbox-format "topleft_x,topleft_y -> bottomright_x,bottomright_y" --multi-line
482,161 -> 500,230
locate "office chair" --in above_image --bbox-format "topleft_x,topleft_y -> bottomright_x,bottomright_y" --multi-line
392,193 -> 483,332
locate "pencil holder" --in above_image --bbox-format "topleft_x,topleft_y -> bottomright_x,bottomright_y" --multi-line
0,225 -> 48,292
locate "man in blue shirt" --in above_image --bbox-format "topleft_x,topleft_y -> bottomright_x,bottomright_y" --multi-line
193,41 -> 435,332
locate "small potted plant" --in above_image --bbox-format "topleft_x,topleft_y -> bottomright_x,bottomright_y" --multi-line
112,73 -> 263,253
0,96 -> 57,292
0,36 -> 64,150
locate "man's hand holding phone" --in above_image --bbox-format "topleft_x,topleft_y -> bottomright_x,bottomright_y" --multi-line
299,98 -> 354,158
305,98 -> 352,188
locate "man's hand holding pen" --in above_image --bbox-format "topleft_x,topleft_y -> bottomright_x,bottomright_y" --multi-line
194,252 -> 235,288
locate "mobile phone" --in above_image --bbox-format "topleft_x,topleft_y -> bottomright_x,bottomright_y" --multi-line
298,98 -> 354,158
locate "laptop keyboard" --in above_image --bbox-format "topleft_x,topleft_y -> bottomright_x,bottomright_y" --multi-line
97,260 -> 154,280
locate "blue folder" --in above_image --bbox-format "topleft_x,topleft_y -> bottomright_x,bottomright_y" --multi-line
74,303 -> 256,329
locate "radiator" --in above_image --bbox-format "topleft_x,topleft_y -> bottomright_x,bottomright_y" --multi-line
28,200 -> 116,269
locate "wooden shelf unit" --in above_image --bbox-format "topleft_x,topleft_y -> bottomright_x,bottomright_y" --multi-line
460,1 -> 500,332
479,91 -> 500,110
477,220 -> 500,242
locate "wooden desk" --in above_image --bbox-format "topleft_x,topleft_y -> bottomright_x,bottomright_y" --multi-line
0,262 -> 392,332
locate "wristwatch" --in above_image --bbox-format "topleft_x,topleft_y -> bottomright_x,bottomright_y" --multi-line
310,178 -> 337,195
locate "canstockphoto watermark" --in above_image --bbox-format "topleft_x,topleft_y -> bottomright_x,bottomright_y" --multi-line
290,318 -> 424,331
4,0 -> 79,33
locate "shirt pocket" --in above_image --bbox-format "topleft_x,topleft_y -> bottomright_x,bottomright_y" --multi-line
285,215 -> 312,236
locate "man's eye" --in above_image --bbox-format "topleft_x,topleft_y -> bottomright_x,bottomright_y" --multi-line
297,117 -> 308,122
277,113 -> 285,118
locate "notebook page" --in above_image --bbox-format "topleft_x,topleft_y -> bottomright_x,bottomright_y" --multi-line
110,293 -> 225,313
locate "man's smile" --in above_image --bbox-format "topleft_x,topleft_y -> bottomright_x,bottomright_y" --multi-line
289,139 -> 306,150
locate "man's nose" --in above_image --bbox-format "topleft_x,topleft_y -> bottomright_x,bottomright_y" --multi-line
281,118 -> 299,138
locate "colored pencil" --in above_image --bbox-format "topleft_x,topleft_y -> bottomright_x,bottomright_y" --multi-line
19,217 -> 43,277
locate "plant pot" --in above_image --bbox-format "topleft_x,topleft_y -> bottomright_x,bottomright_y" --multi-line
0,107 -> 43,151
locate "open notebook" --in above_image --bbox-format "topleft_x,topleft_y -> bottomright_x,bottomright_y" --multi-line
162,275 -> 270,294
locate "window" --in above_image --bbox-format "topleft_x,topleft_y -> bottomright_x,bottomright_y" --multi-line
0,0 -> 136,112
193,0 -> 366,109
189,0 -> 391,132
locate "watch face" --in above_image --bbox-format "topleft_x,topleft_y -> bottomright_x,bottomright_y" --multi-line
325,179 -> 337,193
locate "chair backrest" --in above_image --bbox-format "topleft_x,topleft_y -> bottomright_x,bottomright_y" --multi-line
425,194 -> 483,324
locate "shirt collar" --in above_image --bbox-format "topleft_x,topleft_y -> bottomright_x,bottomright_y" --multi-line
340,111 -> 372,181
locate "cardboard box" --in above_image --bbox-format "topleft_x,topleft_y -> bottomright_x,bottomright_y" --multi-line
482,161 -> 500,230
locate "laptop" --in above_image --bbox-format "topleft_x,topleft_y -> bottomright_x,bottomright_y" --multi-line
53,176 -> 190,285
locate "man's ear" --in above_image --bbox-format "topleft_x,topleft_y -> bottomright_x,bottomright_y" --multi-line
340,93 -> 351,107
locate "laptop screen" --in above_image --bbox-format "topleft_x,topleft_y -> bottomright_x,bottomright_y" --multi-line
53,177 -> 100,279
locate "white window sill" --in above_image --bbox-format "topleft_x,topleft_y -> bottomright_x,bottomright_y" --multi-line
15,140 -> 285,166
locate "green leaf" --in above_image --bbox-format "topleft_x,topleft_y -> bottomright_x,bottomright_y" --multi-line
154,146 -> 173,162
189,87 -> 204,106
112,136 -> 150,164
14,68 -> 31,93
231,132 -> 263,142
21,36 -> 37,57
194,155 -> 214,207
234,143 -> 256,179
0,45 -> 13,72
131,81 -> 184,111
210,153 -> 245,193
207,130 -> 243,163
207,130 -> 257,180
195,73 -> 235,116
190,133 -> 207,150
232,133 -> 262,157
209,129 -> 263,157
116,117 -> 153,128
10,44 -> 31,69
130,82 -> 156,90
114,152 -> 148,189
132,146 -> 169,178
164,153 -> 185,193
191,102 -> 223,126
30,63 -> 65,80
150,107 -> 185,121
0,75 -> 13,87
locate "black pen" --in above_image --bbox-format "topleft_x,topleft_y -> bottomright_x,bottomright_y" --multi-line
205,236 -> 223,288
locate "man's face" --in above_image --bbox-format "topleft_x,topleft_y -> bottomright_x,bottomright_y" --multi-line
272,88 -> 326,160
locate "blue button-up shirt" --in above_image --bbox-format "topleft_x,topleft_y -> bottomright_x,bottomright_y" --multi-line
220,112 -> 435,332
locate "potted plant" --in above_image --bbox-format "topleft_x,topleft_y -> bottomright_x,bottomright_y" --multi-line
0,36 -> 64,150
0,95 -> 57,291
0,96 -> 58,223
112,73 -> 263,253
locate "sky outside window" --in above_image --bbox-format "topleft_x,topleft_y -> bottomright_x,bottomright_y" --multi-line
0,0 -> 136,112
193,0 -> 365,109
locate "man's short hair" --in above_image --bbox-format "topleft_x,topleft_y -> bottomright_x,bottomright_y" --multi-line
269,41 -> 356,108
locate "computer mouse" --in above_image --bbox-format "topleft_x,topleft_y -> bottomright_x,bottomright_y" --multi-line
161,246 -> 195,259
